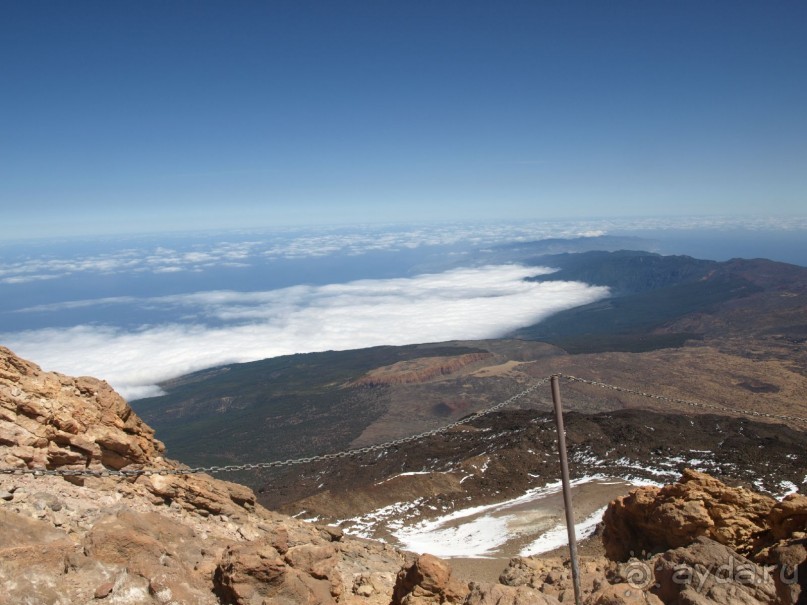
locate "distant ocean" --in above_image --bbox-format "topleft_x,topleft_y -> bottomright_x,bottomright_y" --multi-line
626,228 -> 807,267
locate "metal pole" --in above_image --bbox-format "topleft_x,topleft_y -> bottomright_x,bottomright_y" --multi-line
551,374 -> 582,605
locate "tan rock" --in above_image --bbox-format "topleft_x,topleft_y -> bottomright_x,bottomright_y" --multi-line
215,538 -> 338,605
0,346 -> 167,473
652,537 -> 777,605
94,581 -> 115,599
464,582 -> 561,605
500,555 -> 613,598
756,538 -> 806,605
585,583 -> 663,605
768,493 -> 807,540
602,469 -> 775,560
284,543 -> 339,580
391,553 -> 469,604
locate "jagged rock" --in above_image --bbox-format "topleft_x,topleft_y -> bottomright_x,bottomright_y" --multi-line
499,555 -> 614,601
214,538 -> 339,604
0,347 -> 407,605
391,553 -> 469,604
768,493 -> 807,541
94,582 -> 115,599
585,583 -> 663,604
602,469 -> 775,560
497,556 -> 664,604
652,537 -> 777,605
755,538 -> 806,605
464,582 -> 561,604
140,472 -> 258,519
0,346 -> 166,476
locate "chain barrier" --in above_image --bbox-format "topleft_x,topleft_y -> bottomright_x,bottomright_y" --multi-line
3,373 -> 803,478
558,373 -> 807,426
0,379 -> 549,478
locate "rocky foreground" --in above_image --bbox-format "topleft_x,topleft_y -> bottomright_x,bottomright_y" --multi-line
1,346 -> 806,604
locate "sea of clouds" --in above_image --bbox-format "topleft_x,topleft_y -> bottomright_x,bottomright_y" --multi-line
2,264 -> 608,399
4,216 -> 804,401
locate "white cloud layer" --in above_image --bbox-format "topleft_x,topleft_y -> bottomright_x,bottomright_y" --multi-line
1,265 -> 608,400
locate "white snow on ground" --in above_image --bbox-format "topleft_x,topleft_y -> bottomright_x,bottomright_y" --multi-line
519,505 -> 609,557
339,474 -> 672,558
388,476 -> 607,558
375,471 -> 435,485
620,475 -> 665,487
779,481 -> 799,496
393,512 -> 514,558
339,499 -> 425,538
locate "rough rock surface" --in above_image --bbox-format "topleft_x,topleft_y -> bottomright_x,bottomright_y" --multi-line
391,553 -> 468,604
0,347 -> 406,604
464,582 -> 562,605
499,555 -> 614,602
498,556 -> 667,605
652,537 -> 778,605
602,469 -> 776,560
758,494 -> 807,604
758,538 -> 807,605
769,494 -> 807,541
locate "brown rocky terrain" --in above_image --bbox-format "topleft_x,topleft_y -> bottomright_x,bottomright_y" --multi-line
0,346 -> 408,604
2,346 -> 806,604
347,353 -> 494,387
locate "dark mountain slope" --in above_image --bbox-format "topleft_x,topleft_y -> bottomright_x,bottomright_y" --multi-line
510,252 -> 807,353
132,342 -> 515,467
527,250 -> 717,295
266,407 -> 807,522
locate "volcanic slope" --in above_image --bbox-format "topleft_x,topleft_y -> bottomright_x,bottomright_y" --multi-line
512,251 -> 807,355
131,251 -> 807,488
267,407 -> 807,517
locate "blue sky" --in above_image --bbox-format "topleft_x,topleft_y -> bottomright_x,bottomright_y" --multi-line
2,1 -> 806,240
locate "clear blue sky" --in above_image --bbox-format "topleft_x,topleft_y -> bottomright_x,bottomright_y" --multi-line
2,1 -> 806,239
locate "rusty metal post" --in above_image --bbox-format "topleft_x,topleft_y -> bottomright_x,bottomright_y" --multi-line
551,374 -> 582,605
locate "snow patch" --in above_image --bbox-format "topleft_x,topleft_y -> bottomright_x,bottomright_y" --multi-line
519,506 -> 608,557
389,475 -> 608,558
779,481 -> 799,496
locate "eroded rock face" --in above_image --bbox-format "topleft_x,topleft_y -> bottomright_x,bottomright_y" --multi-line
586,583 -> 663,605
0,346 -> 164,473
769,494 -> 807,541
602,469 -> 776,561
499,555 -> 615,603
0,347 -> 406,605
391,553 -> 468,605
464,582 -> 561,605
213,517 -> 406,605
652,537 -> 778,605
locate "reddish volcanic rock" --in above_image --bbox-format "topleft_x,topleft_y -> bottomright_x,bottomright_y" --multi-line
349,353 -> 494,387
